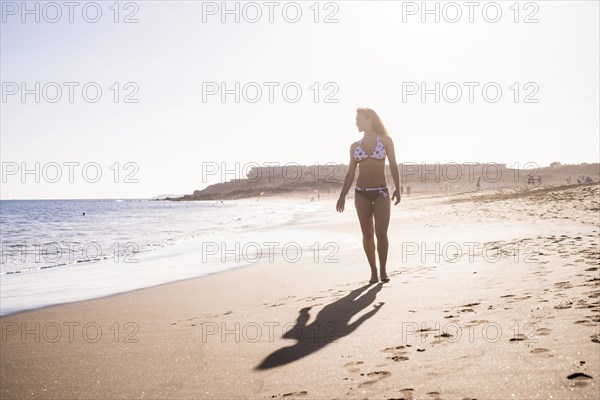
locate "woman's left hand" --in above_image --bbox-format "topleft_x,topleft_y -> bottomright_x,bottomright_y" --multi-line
391,189 -> 401,205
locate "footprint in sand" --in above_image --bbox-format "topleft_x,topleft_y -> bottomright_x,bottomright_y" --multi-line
531,348 -> 552,356
425,391 -> 442,400
591,334 -> 600,344
506,295 -> 533,303
553,301 -> 573,310
282,391 -> 308,397
343,361 -> 364,373
383,345 -> 410,362
535,328 -> 552,336
398,388 -> 415,400
568,372 -> 593,380
574,300 -> 596,309
554,281 -> 573,289
357,370 -> 391,387
574,319 -> 597,327
269,390 -> 308,398
509,333 -> 528,342
567,372 -> 593,387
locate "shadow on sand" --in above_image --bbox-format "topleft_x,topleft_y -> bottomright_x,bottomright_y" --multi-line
254,283 -> 384,370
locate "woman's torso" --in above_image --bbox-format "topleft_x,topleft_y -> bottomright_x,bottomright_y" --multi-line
353,135 -> 387,188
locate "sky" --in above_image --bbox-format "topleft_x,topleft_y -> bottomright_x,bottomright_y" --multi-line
1,0 -> 598,199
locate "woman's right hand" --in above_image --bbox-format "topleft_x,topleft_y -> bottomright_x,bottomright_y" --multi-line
336,197 -> 345,213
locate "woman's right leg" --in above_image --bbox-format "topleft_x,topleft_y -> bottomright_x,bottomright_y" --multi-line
354,192 -> 377,280
373,193 -> 391,280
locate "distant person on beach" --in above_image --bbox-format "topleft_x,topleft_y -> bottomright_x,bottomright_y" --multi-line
476,177 -> 481,191
406,186 -> 411,196
567,176 -> 571,184
400,185 -> 404,195
527,174 -> 535,185
336,107 -> 401,284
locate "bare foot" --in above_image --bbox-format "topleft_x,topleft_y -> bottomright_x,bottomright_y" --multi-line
380,270 -> 390,282
369,272 -> 379,284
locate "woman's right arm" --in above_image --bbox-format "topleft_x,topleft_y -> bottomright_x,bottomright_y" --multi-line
336,144 -> 358,212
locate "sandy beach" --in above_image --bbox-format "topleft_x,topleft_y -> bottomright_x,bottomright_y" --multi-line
1,183 -> 598,400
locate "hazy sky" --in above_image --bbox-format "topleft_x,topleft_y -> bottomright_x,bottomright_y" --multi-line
1,0 -> 598,199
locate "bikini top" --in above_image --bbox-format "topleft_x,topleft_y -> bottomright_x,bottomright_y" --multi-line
354,135 -> 386,162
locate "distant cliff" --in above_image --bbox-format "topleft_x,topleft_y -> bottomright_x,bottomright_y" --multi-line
166,162 -> 599,201
167,164 -> 342,201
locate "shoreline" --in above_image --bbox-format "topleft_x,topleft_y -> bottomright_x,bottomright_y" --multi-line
0,196 -> 351,317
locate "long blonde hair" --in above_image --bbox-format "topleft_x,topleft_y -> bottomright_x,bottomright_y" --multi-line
357,107 -> 389,137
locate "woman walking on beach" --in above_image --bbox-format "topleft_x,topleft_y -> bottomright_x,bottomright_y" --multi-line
336,108 -> 401,284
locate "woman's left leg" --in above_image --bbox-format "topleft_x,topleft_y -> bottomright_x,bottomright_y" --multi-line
373,193 -> 391,279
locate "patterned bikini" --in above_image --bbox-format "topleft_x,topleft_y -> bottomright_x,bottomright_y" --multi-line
353,135 -> 389,203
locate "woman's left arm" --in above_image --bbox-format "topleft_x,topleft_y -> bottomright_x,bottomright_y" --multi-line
384,136 -> 401,205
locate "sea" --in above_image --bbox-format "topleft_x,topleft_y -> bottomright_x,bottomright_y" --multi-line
0,197 -> 350,316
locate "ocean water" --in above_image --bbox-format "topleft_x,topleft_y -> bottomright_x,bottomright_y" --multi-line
0,198 -> 306,274
0,198 -> 350,315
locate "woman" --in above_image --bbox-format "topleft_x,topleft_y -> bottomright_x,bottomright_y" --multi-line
336,108 -> 401,284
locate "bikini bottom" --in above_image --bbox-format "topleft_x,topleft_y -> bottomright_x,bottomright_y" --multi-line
355,186 -> 389,204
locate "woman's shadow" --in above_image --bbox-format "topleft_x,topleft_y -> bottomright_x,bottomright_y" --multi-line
254,283 -> 384,370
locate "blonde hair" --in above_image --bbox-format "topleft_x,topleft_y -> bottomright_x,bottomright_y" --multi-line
357,107 -> 389,137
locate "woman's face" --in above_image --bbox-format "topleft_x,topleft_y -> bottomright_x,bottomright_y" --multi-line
355,112 -> 371,133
